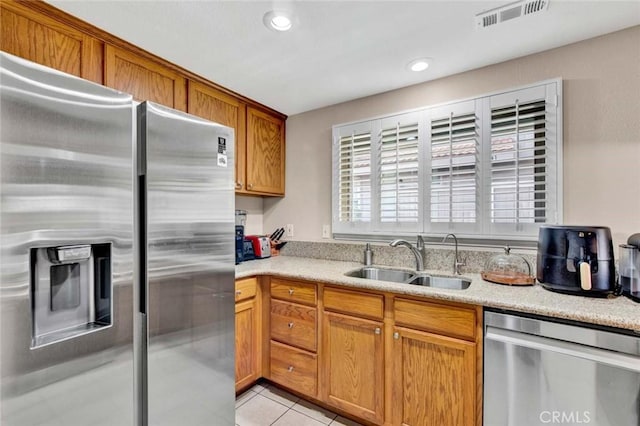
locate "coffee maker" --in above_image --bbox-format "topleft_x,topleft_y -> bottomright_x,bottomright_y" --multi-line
619,233 -> 640,302
536,225 -> 616,296
235,210 -> 246,264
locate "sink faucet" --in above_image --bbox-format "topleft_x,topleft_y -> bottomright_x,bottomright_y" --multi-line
442,233 -> 466,275
390,235 -> 425,271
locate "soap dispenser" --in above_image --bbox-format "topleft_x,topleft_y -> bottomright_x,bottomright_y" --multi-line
364,243 -> 373,266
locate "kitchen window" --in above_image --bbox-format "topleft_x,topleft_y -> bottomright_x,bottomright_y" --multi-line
332,79 -> 562,242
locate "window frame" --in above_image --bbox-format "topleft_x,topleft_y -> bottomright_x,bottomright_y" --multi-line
331,78 -> 563,244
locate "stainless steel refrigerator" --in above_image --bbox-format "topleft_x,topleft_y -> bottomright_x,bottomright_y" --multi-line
0,52 -> 235,425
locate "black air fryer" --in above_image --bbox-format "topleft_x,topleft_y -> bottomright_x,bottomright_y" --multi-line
536,225 -> 616,296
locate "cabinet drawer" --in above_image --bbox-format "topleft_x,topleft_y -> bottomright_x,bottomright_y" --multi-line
394,298 -> 476,341
270,341 -> 317,396
270,278 -> 317,306
271,300 -> 317,352
235,277 -> 257,303
324,287 -> 384,320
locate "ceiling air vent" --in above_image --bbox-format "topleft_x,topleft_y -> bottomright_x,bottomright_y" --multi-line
476,0 -> 549,29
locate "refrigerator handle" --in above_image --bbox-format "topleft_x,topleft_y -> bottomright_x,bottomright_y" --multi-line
136,102 -> 147,316
134,102 -> 149,426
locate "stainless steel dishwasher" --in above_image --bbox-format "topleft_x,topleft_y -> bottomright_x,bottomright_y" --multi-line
484,311 -> 640,426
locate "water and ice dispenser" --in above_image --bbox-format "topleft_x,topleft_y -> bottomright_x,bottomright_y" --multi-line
30,243 -> 112,348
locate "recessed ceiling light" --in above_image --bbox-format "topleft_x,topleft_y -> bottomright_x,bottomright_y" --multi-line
407,58 -> 432,72
263,11 -> 293,32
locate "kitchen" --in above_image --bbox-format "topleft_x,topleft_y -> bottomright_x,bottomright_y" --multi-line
1,1 -> 639,426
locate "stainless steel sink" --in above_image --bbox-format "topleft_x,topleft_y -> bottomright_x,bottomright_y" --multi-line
344,267 -> 414,283
344,267 -> 471,290
408,275 -> 472,290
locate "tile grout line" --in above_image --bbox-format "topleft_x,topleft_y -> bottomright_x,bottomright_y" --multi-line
238,384 -> 348,426
289,403 -> 338,425
268,407 -> 290,426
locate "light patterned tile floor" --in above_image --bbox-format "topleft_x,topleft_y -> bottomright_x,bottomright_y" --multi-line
235,383 -> 363,426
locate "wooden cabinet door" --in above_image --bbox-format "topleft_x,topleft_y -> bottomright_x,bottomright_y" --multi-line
105,45 -> 186,111
322,312 -> 384,425
1,1 -> 102,83
246,107 -> 285,195
391,326 -> 476,426
235,299 -> 258,391
188,81 -> 247,191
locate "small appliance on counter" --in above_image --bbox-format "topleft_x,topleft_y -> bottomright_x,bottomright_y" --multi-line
481,246 -> 535,286
245,235 -> 271,259
619,233 -> 640,302
235,210 -> 247,264
536,225 -> 616,296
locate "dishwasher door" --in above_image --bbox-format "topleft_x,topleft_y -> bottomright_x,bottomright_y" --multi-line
484,311 -> 640,426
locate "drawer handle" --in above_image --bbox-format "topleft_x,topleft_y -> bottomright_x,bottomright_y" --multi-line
288,322 -> 294,329
288,289 -> 294,295
393,332 -> 400,340
287,366 -> 294,373
374,327 -> 381,335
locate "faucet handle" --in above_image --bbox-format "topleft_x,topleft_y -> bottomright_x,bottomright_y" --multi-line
454,255 -> 467,275
416,235 -> 424,250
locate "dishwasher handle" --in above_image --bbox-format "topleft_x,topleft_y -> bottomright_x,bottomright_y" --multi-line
486,326 -> 640,373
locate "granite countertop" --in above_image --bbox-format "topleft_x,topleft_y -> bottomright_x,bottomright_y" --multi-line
237,256 -> 640,333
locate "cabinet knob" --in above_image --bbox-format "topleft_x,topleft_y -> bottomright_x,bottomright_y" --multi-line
374,327 -> 381,335
393,332 -> 400,340
235,181 -> 243,190
287,366 -> 294,373
247,183 -> 254,190
288,322 -> 294,329
235,290 -> 241,296
288,289 -> 294,295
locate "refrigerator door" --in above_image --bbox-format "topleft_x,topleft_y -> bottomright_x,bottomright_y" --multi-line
138,102 -> 235,425
0,52 -> 134,425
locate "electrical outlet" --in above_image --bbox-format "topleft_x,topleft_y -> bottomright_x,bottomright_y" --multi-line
322,224 -> 331,239
285,224 -> 294,237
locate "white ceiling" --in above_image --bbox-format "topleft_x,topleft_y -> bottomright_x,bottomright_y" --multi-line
48,1 -> 640,116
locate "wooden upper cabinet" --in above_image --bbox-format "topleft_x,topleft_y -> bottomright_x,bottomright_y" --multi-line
1,0 -> 286,197
187,81 -> 247,191
105,45 -> 186,111
0,1 -> 102,83
246,107 -> 285,195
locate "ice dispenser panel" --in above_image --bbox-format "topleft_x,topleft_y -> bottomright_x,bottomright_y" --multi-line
30,243 -> 112,348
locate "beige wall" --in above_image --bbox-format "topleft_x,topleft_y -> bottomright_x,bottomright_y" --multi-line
236,195 -> 264,235
263,26 -> 640,247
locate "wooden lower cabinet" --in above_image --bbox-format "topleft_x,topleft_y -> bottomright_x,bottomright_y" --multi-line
391,326 -> 476,426
270,340 -> 317,396
322,311 -> 385,425
235,298 -> 258,391
235,278 -> 260,392
236,277 -> 481,425
270,299 -> 317,352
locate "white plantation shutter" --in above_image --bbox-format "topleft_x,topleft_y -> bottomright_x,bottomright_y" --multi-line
427,101 -> 481,233
378,114 -> 421,231
333,123 -> 373,233
332,79 -> 561,241
485,83 -> 560,235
